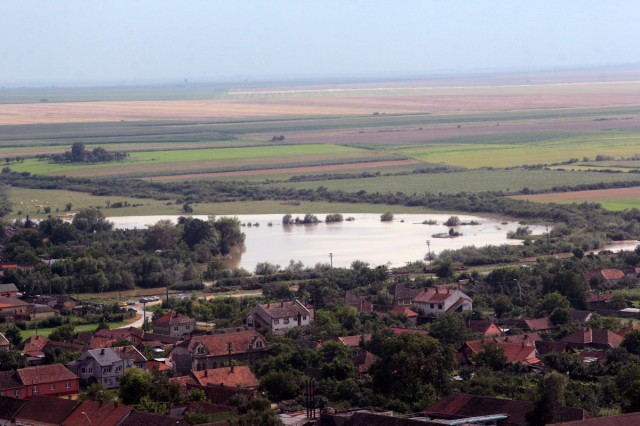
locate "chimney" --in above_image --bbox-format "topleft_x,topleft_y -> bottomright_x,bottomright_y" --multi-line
267,303 -> 270,308
436,288 -> 439,294
204,370 -> 208,377
100,348 -> 105,355
281,301 -> 284,307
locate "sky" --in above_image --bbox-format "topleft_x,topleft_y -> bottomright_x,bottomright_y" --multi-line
1,1 -> 639,86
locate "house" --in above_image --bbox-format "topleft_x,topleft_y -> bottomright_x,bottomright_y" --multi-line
152,310 -> 196,337
569,309 -> 593,323
246,299 -> 313,335
548,411 -> 640,425
459,339 -> 540,366
560,327 -> 624,350
13,395 -> 80,426
111,345 -> 148,370
0,296 -> 30,319
467,320 -> 502,337
413,287 -> 472,316
0,334 -> 8,352
536,340 -> 572,357
344,291 -> 373,313
61,400 -> 133,426
389,306 -> 419,324
28,304 -> 57,321
170,330 -> 268,375
587,292 -> 616,310
67,347 -> 136,388
192,366 -> 260,403
585,269 -> 625,285
423,393 -> 588,426
337,334 -> 372,352
502,317 -> 555,333
352,350 -> 380,379
0,284 -> 18,298
495,333 -> 541,346
0,364 -> 79,399
0,395 -> 26,426
18,335 -> 50,364
119,410 -> 189,426
388,284 -> 422,306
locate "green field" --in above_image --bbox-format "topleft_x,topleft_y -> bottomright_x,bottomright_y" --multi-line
268,169 -> 640,195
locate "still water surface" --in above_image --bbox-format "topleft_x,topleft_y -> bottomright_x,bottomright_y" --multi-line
108,213 -> 548,271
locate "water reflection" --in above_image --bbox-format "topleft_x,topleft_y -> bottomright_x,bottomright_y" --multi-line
108,213 -> 548,271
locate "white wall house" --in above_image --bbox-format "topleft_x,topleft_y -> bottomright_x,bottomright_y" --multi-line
246,300 -> 314,335
413,287 -> 472,316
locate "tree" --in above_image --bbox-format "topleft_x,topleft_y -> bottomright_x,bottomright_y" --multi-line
622,330 -> 640,355
371,332 -> 455,411
380,212 -> 394,222
535,291 -> 570,317
182,202 -> 193,213
71,142 -> 86,161
435,259 -> 454,280
429,314 -> 472,347
527,371 -> 567,426
1,324 -> 22,346
80,383 -> 117,402
48,324 -> 75,342
472,341 -> 507,371
64,202 -> 73,212
543,271 -> 588,310
119,368 -> 153,405
493,295 -> 513,319
259,371 -> 300,401
72,208 -> 113,233
444,216 -> 461,226
0,350 -> 27,371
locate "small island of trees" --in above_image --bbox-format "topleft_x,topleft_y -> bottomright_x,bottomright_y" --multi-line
46,142 -> 129,164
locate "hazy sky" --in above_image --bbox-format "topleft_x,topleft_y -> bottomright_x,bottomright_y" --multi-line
2,1 -> 639,86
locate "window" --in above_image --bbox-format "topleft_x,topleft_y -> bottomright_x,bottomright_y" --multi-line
14,390 -> 20,397
438,304 -> 443,310
81,367 -> 86,374
430,304 -> 434,309
284,319 -> 289,324
186,325 -> 191,330
197,346 -> 205,354
302,316 -> 307,320
273,319 -> 279,325
256,340 -> 263,348
32,386 -> 38,394
116,366 -> 122,372
173,326 -> 179,331
49,384 -> 55,390
0,391 -> 4,396
88,368 -> 93,374
103,366 -> 112,374
66,382 -> 71,389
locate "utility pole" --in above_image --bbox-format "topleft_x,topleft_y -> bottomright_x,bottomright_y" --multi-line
329,252 -> 333,268
426,240 -> 431,262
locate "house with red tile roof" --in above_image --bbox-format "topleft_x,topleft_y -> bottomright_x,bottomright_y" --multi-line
0,395 -> 26,424
170,330 -> 268,375
560,327 -> 624,350
413,287 -> 472,316
423,393 -> 587,426
352,350 -> 380,379
190,366 -> 259,404
548,411 -> 640,426
502,317 -> 555,333
61,400 -> 133,426
337,334 -> 372,350
585,268 -> 625,285
388,284 -> 423,306
0,284 -> 18,298
459,339 -> 541,366
467,320 -> 502,337
0,296 -> 30,320
390,306 -> 419,324
246,299 -> 313,335
0,364 -> 79,399
344,291 -> 374,313
13,395 -> 80,425
587,292 -> 617,310
153,310 -> 196,337
119,410 -> 189,426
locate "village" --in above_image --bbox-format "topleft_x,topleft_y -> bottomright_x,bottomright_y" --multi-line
1,255 -> 640,425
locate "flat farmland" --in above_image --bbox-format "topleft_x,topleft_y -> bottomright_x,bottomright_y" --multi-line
5,144 -> 399,178
268,169 -> 640,195
512,187 -> 640,211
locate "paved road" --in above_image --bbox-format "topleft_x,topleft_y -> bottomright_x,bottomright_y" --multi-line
116,299 -> 160,329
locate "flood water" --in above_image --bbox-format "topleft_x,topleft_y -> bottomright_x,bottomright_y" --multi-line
108,213 -> 548,271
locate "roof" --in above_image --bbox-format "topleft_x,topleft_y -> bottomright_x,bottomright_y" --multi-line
462,340 -> 539,364
147,360 -> 171,372
585,269 -> 625,281
89,336 -> 120,349
119,410 -> 189,426
0,284 -> 18,293
61,400 -> 133,426
95,327 -> 143,340
19,335 -> 49,352
424,393 -> 586,426
0,371 -> 22,390
81,347 -> 123,366
587,292 -> 615,303
338,334 -> 372,348
181,330 -> 266,355
353,351 -> 380,373
414,288 -> 457,304
548,412 -> 640,426
467,320 -> 501,336
569,309 -> 593,322
17,363 -> 78,385
496,333 -> 541,345
390,306 -> 418,317
256,299 -> 311,319
561,328 -> 624,348
153,310 -> 196,326
142,332 -> 182,344
15,396 -> 80,424
112,345 -> 147,363
523,317 -> 554,331
333,412 -> 427,426
389,327 -> 429,336
388,284 -> 423,301
169,375 -> 198,396
193,365 -> 259,388
536,340 -> 570,356
0,395 -> 25,420
0,296 -> 29,309
0,333 -> 9,348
